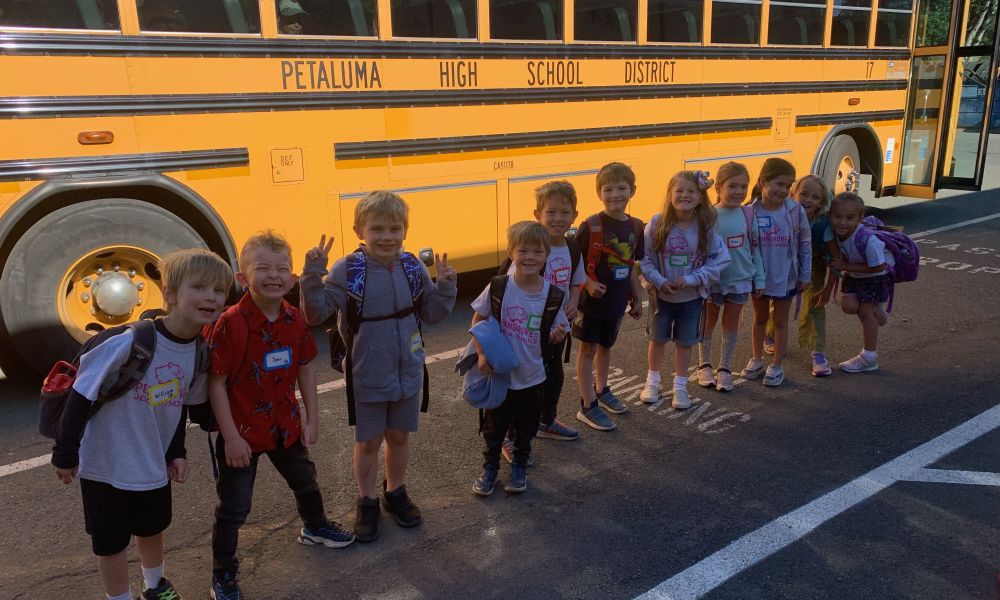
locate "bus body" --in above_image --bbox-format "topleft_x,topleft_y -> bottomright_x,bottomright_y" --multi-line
0,0 -> 996,373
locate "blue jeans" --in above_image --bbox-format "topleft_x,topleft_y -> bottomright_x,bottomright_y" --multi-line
648,298 -> 704,346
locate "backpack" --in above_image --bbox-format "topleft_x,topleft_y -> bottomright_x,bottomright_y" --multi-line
583,214 -> 644,281
853,215 -> 919,311
327,247 -> 430,426
39,317 -> 210,439
488,275 -> 566,361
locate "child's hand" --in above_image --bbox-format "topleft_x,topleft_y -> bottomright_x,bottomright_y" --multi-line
302,420 -> 319,447
797,281 -> 809,292
434,253 -> 457,284
828,256 -> 845,271
549,322 -> 567,344
628,301 -> 643,320
477,354 -> 494,376
167,458 -> 189,483
564,304 -> 579,321
658,281 -> 675,295
54,466 -> 77,484
672,277 -> 688,290
586,279 -> 607,298
814,286 -> 833,308
224,435 -> 252,469
305,234 -> 335,264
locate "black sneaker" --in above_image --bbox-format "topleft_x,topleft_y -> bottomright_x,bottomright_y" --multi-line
142,577 -> 181,600
381,481 -> 423,528
354,496 -> 380,542
209,571 -> 241,600
505,462 -> 527,493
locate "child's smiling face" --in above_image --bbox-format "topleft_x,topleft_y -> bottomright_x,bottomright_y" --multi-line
534,194 -> 578,241
237,246 -> 296,304
795,178 -> 826,220
510,242 -> 547,277
599,179 -> 635,217
354,214 -> 406,265
760,175 -> 794,206
717,174 -> 749,208
830,202 -> 863,239
669,177 -> 701,215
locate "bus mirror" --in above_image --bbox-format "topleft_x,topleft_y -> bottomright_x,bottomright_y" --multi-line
418,248 -> 434,266
567,226 -> 578,239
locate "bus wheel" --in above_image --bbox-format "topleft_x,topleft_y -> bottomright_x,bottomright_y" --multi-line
821,134 -> 861,194
0,199 -> 206,375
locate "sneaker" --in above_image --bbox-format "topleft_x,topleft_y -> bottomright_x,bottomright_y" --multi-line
501,438 -> 533,466
472,464 -> 499,496
381,482 -> 423,528
763,365 -> 784,386
715,368 -> 734,392
142,577 -> 180,600
811,353 -> 832,377
875,303 -> 889,326
672,386 -> 692,410
596,387 -> 628,414
576,403 -> 616,431
353,496 -> 380,542
298,522 -> 355,548
505,462 -> 527,493
696,364 -> 715,388
763,336 -> 776,355
741,358 -> 765,380
639,383 -> 660,404
839,353 -> 879,373
210,572 -> 241,600
537,420 -> 580,441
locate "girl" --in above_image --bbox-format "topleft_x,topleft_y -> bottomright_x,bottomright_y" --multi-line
742,158 -> 811,387
696,162 -> 765,392
639,171 -> 730,409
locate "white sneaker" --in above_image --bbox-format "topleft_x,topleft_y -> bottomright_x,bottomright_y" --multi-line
639,383 -> 660,404
672,386 -> 692,410
741,358 -> 765,380
696,364 -> 715,388
763,364 -> 785,387
875,303 -> 889,326
715,369 -> 734,392
840,353 -> 879,373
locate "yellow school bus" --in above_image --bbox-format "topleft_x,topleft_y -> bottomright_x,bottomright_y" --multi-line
0,0 -> 997,373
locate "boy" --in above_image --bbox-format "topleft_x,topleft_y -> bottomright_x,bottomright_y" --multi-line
53,248 -> 232,600
573,162 -> 645,431
208,231 -> 354,600
471,221 -> 570,495
301,191 -> 457,543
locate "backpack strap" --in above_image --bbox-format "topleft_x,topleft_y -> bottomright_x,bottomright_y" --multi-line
399,252 -> 430,415
344,249 -> 367,336
567,237 -> 582,280
489,275 -> 508,322
584,215 -> 603,281
540,284 -> 565,360
98,319 -> 157,403
741,205 -> 758,248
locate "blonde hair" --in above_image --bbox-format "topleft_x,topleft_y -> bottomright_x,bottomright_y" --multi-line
713,161 -> 750,205
158,248 -> 233,297
354,190 -> 409,230
792,174 -> 832,216
507,221 -> 551,255
239,229 -> 293,271
595,162 -> 636,194
535,180 -> 578,211
652,171 -> 717,259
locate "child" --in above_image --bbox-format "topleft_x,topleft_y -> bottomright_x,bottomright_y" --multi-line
639,170 -> 730,409
207,231 -> 355,599
573,162 -> 645,431
471,221 -> 570,495
300,191 -> 457,543
827,192 -> 893,373
742,157 -> 812,387
52,249 -> 232,600
697,162 -> 764,392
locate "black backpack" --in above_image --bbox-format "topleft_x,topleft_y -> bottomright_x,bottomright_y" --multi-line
488,275 -> 565,362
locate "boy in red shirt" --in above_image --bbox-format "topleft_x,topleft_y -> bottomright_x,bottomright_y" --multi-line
207,230 -> 354,600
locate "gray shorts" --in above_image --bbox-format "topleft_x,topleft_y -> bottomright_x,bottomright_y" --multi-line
354,394 -> 421,442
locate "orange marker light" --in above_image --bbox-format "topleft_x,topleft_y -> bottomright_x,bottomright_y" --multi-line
78,131 -> 114,145
848,98 -> 861,106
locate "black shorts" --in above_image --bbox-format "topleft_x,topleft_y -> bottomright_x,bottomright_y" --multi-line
842,273 -> 892,304
572,314 -> 623,348
81,478 -> 172,556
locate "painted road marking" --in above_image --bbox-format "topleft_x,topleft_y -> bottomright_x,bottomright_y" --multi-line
0,454 -> 52,478
909,211 -> 1000,239
634,403 -> 1000,600
900,468 -> 1000,487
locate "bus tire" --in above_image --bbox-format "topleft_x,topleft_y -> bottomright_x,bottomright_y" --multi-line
0,199 -> 206,376
820,134 -> 861,195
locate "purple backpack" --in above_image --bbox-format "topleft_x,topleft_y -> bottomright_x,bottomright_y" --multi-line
853,215 -> 919,311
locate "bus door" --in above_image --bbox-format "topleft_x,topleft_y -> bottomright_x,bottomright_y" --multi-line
897,0 -> 1000,197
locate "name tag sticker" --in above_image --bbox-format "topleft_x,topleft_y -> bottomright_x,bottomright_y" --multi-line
756,216 -> 772,229
613,266 -> 630,280
669,254 -> 690,267
264,347 -> 292,371
148,378 -> 181,407
727,235 -> 745,249
410,331 -> 422,354
527,315 -> 542,331
552,265 -> 570,284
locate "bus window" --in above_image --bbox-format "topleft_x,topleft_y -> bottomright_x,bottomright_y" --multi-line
647,0 -> 702,43
0,0 -> 119,30
874,0 -> 913,46
276,0 -> 377,36
831,0 -> 871,46
490,0 -> 563,40
137,0 -> 261,34
767,0 -> 824,45
964,0 -> 995,45
390,0 -> 477,38
574,0 -> 637,41
711,0 -> 761,44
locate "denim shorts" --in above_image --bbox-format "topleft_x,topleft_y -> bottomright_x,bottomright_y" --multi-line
648,297 -> 703,346
709,292 -> 749,306
761,287 -> 799,301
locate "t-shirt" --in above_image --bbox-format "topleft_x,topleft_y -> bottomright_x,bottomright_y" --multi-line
471,277 -> 569,390
74,322 -> 207,491
574,213 -> 645,319
713,206 -> 765,294
755,202 -> 811,296
506,242 -> 585,312
647,222 -> 702,303
834,224 -> 892,279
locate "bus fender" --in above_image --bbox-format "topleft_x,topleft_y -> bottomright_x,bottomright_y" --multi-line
810,124 -> 884,195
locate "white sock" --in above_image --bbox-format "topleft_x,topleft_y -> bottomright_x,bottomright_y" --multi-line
646,370 -> 661,386
673,375 -> 687,390
862,349 -> 877,362
142,563 -> 164,590
108,590 -> 132,600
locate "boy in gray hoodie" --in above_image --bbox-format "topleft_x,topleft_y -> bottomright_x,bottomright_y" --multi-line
300,191 -> 457,542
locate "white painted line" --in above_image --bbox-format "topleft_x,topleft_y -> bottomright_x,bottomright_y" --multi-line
635,403 -> 1000,600
900,468 -> 1000,487
0,454 -> 52,478
909,212 -> 1000,239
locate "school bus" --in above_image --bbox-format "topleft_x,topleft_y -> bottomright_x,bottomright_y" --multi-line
0,0 -> 997,374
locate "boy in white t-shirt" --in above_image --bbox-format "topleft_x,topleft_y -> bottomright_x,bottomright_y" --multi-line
471,222 -> 570,496
52,249 -> 232,600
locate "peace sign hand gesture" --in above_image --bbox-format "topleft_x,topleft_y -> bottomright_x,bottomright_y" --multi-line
306,234 -> 335,265
435,253 -> 457,284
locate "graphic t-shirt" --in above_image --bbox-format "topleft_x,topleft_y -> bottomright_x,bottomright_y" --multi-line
574,213 -> 645,319
74,323 -> 207,491
648,223 -> 702,303
834,224 -> 892,279
472,278 -> 569,390
506,243 -> 585,312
